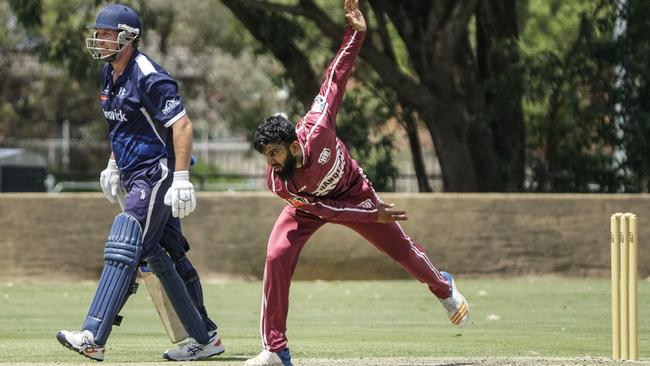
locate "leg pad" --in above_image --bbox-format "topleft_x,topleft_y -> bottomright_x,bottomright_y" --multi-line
83,213 -> 142,345
146,248 -> 209,344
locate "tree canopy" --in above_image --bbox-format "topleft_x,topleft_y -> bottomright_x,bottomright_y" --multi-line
3,0 -> 650,192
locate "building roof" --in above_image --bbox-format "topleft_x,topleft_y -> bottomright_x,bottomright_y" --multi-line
0,148 -> 46,167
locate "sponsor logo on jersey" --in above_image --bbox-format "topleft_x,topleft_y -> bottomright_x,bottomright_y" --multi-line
162,99 -> 181,115
117,87 -> 127,98
310,95 -> 327,113
313,141 -> 345,196
318,148 -> 331,165
103,109 -> 127,122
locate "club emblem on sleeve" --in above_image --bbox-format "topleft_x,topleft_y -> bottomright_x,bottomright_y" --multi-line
162,99 -> 181,115
310,95 -> 327,113
288,196 -> 310,207
318,148 -> 331,165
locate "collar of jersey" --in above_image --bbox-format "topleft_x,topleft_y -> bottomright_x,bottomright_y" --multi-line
106,49 -> 140,88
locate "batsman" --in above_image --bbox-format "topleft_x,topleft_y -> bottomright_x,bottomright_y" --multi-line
56,4 -> 223,362
245,1 -> 470,365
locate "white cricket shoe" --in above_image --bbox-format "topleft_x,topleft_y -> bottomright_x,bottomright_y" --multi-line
163,330 -> 224,361
244,348 -> 293,366
56,329 -> 105,361
439,271 -> 470,327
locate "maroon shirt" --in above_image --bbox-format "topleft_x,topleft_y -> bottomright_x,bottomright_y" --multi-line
266,27 -> 379,222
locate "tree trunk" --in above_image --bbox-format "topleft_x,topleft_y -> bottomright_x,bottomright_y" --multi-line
220,0 -> 319,109
476,0 -> 525,191
401,109 -> 432,192
375,0 -> 503,191
416,83 -> 488,192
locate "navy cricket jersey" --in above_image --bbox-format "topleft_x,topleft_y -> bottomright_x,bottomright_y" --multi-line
100,49 -> 186,176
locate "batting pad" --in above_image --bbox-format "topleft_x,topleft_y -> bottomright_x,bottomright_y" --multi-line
83,213 -> 142,345
146,247 -> 210,344
175,256 -> 217,331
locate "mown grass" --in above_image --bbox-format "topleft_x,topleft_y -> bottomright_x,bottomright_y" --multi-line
0,277 -> 647,364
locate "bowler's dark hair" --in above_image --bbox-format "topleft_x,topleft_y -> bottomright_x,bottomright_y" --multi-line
253,115 -> 297,153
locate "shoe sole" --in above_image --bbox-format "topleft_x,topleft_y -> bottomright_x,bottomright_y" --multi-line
162,347 -> 225,361
56,332 -> 104,362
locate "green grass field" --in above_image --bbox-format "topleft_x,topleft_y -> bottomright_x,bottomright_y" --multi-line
0,278 -> 648,365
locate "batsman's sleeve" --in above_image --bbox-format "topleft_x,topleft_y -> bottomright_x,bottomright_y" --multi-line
139,73 -> 187,128
292,196 -> 378,222
306,27 -> 366,131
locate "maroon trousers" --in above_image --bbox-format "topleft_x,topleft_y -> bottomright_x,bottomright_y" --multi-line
260,205 -> 451,352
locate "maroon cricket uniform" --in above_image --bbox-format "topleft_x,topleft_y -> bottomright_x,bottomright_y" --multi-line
261,27 -> 451,352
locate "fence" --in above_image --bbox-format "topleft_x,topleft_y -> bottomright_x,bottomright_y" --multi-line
1,138 -> 443,192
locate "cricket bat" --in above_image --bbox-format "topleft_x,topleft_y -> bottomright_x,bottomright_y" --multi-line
117,194 -> 188,343
140,266 -> 189,343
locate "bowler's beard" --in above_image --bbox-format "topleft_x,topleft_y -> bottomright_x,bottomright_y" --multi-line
277,153 -> 297,181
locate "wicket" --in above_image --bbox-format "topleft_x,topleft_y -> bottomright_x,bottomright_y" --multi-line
610,213 -> 638,361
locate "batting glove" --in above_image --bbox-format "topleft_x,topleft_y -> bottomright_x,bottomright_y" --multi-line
99,159 -> 124,204
164,170 -> 196,219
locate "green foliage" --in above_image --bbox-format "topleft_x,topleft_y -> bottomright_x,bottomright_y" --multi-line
7,0 -> 650,192
521,1 -> 622,192
336,84 -> 398,192
252,4 -> 402,191
519,0 -> 604,55
260,13 -> 307,51
189,161 -> 251,191
215,1 -> 402,189
8,0 -> 42,29
3,0 -> 291,174
0,1 -> 106,146
619,0 -> 650,192
168,1 -> 260,55
168,47 -> 286,142
9,0 -> 104,82
190,160 -> 222,176
481,35 -> 526,191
